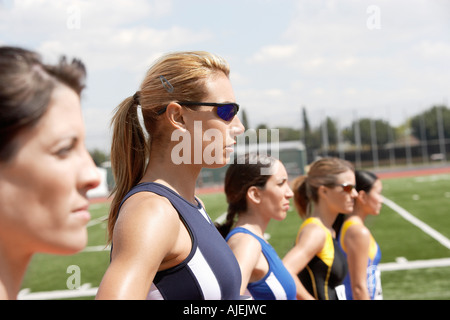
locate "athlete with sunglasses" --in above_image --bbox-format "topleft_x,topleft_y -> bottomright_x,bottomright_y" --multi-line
283,157 -> 357,300
97,51 -> 245,300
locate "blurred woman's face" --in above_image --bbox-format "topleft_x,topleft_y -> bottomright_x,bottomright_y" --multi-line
323,169 -> 358,215
258,160 -> 294,221
362,179 -> 383,215
0,85 -> 100,255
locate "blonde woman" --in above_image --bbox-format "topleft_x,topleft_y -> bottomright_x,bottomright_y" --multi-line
0,47 -> 100,299
283,158 -> 357,300
96,51 -> 245,300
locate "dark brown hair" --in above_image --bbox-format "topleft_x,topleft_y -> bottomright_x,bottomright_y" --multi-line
215,153 -> 277,237
0,46 -> 86,161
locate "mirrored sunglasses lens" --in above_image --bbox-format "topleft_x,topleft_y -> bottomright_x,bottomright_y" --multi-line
217,104 -> 236,121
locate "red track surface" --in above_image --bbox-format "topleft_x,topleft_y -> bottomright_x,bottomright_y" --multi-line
89,165 -> 450,201
195,165 -> 450,195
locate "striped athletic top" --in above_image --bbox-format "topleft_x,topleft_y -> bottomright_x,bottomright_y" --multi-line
297,217 -> 348,300
115,182 -> 241,300
226,227 -> 297,300
338,219 -> 383,300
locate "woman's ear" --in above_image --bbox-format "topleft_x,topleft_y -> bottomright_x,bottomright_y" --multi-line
246,186 -> 262,205
165,102 -> 186,130
317,185 -> 328,199
357,190 -> 368,204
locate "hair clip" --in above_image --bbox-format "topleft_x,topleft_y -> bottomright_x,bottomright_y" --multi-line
159,75 -> 174,93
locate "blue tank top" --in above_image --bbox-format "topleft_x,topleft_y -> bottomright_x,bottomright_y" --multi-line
225,227 -> 297,300
338,220 -> 383,300
116,182 -> 241,300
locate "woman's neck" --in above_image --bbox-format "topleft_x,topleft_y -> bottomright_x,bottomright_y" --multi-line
350,201 -> 368,222
0,245 -> 31,300
311,203 -> 339,233
234,208 -> 270,239
141,150 -> 202,204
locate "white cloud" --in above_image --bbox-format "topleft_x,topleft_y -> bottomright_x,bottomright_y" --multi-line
415,41 -> 450,60
1,0 -> 210,70
0,0 -> 217,151
250,44 -> 298,63
240,0 -> 450,129
2,0 -> 449,150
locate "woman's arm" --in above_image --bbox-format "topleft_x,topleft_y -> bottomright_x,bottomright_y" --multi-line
96,193 -> 182,299
227,233 -> 263,295
344,224 -> 371,300
282,224 -> 326,300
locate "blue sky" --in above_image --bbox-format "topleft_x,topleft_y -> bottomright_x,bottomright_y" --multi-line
1,0 -> 449,152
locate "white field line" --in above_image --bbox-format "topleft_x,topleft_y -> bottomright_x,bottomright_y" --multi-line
18,283 -> 98,300
21,201 -> 450,300
86,215 -> 107,228
215,212 -> 227,224
379,257 -> 450,272
382,196 -> 450,250
17,257 -> 450,300
82,245 -> 110,252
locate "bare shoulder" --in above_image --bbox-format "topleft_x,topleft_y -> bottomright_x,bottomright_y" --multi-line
344,222 -> 371,252
288,222 -> 327,259
97,192 -> 180,299
298,222 -> 327,246
283,222 -> 327,273
112,192 -> 180,257
346,222 -> 371,242
227,231 -> 262,254
116,191 -> 178,224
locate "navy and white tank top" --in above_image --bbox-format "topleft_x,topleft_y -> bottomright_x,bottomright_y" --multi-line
116,182 -> 241,300
226,227 -> 297,300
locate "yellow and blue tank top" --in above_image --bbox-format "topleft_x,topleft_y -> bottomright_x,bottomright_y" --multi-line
297,217 -> 348,300
338,219 -> 383,300
226,227 -> 297,300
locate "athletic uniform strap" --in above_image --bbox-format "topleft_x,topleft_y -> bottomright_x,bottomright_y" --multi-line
115,182 -> 241,300
226,227 -> 296,300
338,219 -> 383,300
297,217 -> 348,300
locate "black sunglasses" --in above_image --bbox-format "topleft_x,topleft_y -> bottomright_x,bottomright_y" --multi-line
157,101 -> 240,122
327,183 -> 356,194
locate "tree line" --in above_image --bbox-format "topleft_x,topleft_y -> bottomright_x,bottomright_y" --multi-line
91,104 -> 449,166
246,104 -> 449,148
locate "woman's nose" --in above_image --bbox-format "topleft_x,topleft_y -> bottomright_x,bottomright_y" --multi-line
79,150 -> 101,192
231,115 -> 245,137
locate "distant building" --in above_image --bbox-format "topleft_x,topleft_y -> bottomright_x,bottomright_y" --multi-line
197,140 -> 307,187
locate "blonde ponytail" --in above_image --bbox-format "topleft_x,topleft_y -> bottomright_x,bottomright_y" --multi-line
106,51 -> 231,244
107,95 -> 149,244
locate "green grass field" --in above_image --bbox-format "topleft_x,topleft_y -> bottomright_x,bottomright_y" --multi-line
20,173 -> 450,300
